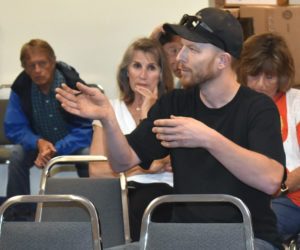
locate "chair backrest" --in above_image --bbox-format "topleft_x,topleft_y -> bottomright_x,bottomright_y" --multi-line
87,83 -> 105,93
36,155 -> 131,249
0,99 -> 13,164
0,194 -> 101,250
0,99 -> 10,146
139,194 -> 255,250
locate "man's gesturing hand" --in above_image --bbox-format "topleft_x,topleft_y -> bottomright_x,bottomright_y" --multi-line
152,115 -> 213,148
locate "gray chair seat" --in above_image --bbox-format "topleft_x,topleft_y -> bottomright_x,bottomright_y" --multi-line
0,194 -> 101,250
0,221 -> 93,250
105,241 -> 140,250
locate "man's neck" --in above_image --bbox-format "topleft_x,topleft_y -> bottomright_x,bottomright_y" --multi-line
199,72 -> 240,109
39,84 -> 52,95
38,72 -> 55,95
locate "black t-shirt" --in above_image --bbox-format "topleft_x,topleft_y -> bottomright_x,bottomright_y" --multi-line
127,85 -> 286,249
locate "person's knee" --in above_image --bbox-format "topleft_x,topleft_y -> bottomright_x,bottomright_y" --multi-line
8,145 -> 36,170
8,145 -> 26,166
272,196 -> 300,236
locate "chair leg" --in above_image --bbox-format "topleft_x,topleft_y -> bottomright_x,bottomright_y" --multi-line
287,236 -> 300,250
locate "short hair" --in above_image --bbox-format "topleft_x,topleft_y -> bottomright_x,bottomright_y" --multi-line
158,32 -> 178,46
117,38 -> 174,105
20,39 -> 56,68
236,32 -> 295,92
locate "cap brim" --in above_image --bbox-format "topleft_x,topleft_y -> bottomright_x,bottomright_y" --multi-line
163,23 -> 210,44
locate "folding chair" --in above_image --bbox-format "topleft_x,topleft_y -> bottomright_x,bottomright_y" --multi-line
140,194 -> 254,250
36,155 -> 131,249
0,194 -> 101,250
0,98 -> 13,164
107,194 -> 255,250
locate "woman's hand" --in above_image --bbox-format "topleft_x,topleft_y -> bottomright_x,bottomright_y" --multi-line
135,85 -> 158,119
148,155 -> 172,173
149,24 -> 165,40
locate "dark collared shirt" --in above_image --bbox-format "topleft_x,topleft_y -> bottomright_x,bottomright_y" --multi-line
31,69 -> 69,143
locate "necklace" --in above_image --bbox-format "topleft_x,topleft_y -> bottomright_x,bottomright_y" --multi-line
136,107 -> 141,111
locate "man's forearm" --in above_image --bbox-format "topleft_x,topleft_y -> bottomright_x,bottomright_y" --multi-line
102,117 -> 140,173
207,130 -> 284,195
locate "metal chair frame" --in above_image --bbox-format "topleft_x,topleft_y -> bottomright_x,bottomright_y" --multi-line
0,194 -> 101,250
0,98 -> 13,164
139,194 -> 255,250
35,155 -> 131,244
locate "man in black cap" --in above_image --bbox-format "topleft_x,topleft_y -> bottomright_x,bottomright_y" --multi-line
56,8 -> 286,249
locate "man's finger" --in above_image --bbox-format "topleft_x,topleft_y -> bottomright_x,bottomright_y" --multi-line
76,82 -> 101,97
152,126 -> 177,135
153,118 -> 178,127
56,96 -> 79,110
34,159 -> 44,168
56,88 -> 77,103
161,140 -> 179,148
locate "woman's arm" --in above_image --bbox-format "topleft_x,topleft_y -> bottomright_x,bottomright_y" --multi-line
89,124 -> 119,178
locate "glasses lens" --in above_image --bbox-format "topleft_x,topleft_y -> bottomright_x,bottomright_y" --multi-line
179,14 -> 189,26
180,14 -> 201,29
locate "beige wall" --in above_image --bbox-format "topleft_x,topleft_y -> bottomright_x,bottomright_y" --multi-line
0,0 -> 211,99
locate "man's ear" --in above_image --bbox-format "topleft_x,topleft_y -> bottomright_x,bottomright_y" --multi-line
218,52 -> 231,69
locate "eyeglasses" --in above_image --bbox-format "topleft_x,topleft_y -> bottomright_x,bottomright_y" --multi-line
180,14 -> 214,34
25,61 -> 49,71
179,14 -> 226,52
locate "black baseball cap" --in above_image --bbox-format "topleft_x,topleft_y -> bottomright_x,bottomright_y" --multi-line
163,8 -> 243,58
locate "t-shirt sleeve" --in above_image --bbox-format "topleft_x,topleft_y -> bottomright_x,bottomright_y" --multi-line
248,95 -> 286,180
126,96 -> 170,169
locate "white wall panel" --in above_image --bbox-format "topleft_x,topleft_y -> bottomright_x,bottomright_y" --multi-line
0,0 -> 210,99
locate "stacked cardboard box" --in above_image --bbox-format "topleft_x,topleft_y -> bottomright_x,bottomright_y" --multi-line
221,7 -> 240,17
216,0 -> 300,85
290,0 -> 300,4
225,0 -> 288,6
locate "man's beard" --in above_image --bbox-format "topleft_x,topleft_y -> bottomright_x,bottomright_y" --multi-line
180,68 -> 219,89
180,60 -> 219,89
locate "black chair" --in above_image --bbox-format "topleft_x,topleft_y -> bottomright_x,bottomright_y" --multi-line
0,194 -> 101,250
35,155 -> 131,249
